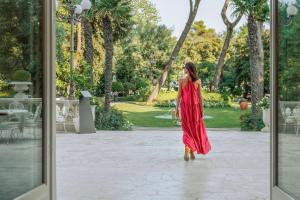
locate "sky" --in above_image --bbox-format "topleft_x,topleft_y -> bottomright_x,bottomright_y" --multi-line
149,0 -> 247,38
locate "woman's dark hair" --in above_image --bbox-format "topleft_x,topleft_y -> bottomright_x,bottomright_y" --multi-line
184,62 -> 199,82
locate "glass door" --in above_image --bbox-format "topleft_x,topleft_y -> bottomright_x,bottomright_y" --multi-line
0,0 -> 55,200
272,0 -> 300,199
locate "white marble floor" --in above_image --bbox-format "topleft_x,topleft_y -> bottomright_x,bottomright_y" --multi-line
57,129 -> 270,200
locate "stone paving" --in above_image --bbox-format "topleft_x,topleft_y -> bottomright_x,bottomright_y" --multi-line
57,129 -> 270,200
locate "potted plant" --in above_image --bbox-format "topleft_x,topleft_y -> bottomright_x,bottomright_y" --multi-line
9,69 -> 32,98
257,96 -> 271,132
239,98 -> 248,111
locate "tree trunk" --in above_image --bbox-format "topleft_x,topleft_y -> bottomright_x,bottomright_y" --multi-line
211,27 -> 233,91
102,15 -> 113,112
211,0 -> 242,91
82,17 -> 94,85
247,14 -> 264,114
146,0 -> 201,104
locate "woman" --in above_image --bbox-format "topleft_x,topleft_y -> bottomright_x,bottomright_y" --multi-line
175,62 -> 211,161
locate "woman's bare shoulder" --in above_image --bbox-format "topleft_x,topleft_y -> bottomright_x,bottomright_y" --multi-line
178,78 -> 187,84
196,79 -> 202,85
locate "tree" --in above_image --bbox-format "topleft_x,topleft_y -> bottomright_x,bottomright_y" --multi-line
94,0 -> 132,112
146,0 -> 202,104
231,0 -> 269,114
82,16 -> 94,85
211,0 -> 242,91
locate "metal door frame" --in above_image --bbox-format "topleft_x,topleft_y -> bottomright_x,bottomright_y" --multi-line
14,0 -> 56,199
271,0 -> 296,199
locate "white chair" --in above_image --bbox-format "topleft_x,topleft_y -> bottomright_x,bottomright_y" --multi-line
56,101 -> 70,132
24,103 -> 42,139
280,104 -> 296,134
9,101 -> 24,110
293,107 -> 300,136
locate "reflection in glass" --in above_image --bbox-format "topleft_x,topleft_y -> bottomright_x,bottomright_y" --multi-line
0,1 -> 43,199
278,0 -> 300,199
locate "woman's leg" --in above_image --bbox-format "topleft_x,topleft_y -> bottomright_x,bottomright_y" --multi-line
189,149 -> 195,160
184,146 -> 190,161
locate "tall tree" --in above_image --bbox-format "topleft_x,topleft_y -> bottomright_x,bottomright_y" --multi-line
94,0 -> 132,112
211,0 -> 242,91
232,0 -> 269,114
146,0 -> 202,104
82,16 -> 94,85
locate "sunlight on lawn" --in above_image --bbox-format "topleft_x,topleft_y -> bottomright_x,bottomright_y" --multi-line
113,102 -> 244,128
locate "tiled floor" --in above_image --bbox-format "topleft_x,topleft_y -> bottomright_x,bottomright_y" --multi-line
57,129 -> 270,200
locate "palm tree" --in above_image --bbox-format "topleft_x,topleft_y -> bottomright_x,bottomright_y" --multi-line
146,0 -> 202,104
231,0 -> 269,114
82,15 -> 94,85
211,0 -> 242,91
94,0 -> 132,112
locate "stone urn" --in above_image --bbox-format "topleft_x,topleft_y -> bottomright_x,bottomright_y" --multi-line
9,81 -> 32,98
261,108 -> 270,132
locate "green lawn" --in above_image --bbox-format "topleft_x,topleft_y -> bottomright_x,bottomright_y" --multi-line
113,102 -> 244,128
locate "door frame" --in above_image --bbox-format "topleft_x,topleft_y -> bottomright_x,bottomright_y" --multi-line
271,0 -> 296,199
14,0 -> 56,199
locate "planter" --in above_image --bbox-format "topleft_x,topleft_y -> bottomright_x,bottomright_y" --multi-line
9,81 -> 32,98
261,108 -> 270,132
239,101 -> 248,110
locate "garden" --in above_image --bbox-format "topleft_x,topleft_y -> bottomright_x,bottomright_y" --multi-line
0,0 -> 272,132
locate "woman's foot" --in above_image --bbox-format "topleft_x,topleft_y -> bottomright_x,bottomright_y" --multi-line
184,147 -> 190,161
189,150 -> 195,160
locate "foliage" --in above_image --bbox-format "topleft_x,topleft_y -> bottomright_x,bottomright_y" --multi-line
95,105 -> 132,130
11,70 -> 31,81
278,1 -> 300,101
257,96 -> 270,110
0,0 -> 42,95
112,81 -> 124,93
219,25 -> 270,97
240,112 -> 264,131
231,0 -> 269,21
196,61 -> 216,88
152,90 -> 230,108
179,21 -> 223,69
94,0 -> 133,41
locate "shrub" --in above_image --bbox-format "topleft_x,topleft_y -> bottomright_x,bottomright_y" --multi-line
112,81 -> 124,93
123,82 -> 136,94
240,112 -> 264,131
11,70 -> 31,81
257,96 -> 270,110
95,105 -> 132,130
135,78 -> 151,100
153,90 -> 230,108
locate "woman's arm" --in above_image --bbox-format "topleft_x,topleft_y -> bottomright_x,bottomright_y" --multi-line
197,79 -> 204,115
175,80 -> 182,118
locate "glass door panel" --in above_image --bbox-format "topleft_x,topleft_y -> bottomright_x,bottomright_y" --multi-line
276,0 -> 300,199
0,1 -> 44,199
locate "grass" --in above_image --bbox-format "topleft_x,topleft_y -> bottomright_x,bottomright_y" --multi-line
113,102 -> 244,128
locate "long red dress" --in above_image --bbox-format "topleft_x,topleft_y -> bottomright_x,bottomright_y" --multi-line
180,79 -> 211,155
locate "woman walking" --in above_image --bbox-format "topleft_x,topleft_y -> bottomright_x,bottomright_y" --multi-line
175,62 -> 211,161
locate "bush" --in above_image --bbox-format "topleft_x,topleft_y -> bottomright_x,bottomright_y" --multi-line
112,81 -> 124,93
11,70 -> 31,81
153,90 -> 230,108
123,82 -> 136,94
240,112 -> 264,131
95,105 -> 132,130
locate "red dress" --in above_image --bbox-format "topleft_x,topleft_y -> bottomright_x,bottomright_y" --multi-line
180,80 -> 211,154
